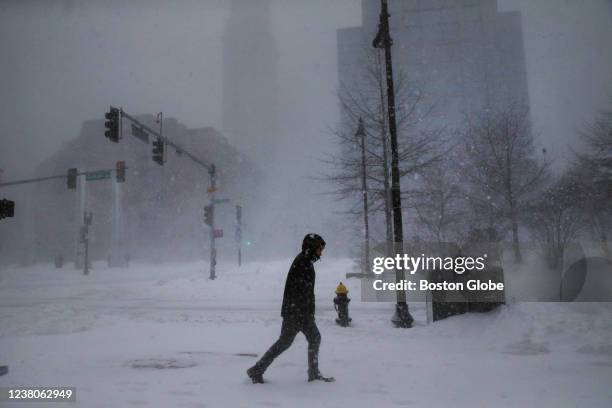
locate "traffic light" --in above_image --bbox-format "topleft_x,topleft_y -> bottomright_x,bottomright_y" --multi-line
0,199 -> 15,219
236,205 -> 242,222
116,161 -> 126,183
152,138 -> 164,165
104,106 -> 120,143
67,168 -> 77,190
204,204 -> 214,227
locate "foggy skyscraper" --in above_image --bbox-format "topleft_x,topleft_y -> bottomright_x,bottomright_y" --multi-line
223,0 -> 280,164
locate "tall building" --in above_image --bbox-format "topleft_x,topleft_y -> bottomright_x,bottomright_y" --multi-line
223,0 -> 279,164
338,0 -> 530,128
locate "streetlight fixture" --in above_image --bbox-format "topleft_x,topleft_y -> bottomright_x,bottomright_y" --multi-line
373,0 -> 414,328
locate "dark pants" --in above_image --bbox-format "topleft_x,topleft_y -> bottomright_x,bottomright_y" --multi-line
250,315 -> 321,376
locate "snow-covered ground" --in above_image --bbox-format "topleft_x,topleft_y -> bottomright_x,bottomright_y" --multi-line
1,258 -> 611,407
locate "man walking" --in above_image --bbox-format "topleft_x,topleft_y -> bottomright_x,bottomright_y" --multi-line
247,233 -> 334,383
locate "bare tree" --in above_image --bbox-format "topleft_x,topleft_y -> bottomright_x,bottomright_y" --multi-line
573,103 -> 612,258
413,153 -> 469,243
526,171 -> 585,270
323,48 -> 445,251
460,103 -> 549,262
579,104 -> 612,157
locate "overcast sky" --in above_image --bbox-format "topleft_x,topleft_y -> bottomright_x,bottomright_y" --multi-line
0,0 -> 610,181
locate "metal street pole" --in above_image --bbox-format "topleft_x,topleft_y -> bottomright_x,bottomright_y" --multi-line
235,204 -> 242,267
373,0 -> 413,328
110,176 -> 122,266
209,165 -> 217,280
21,196 -> 33,266
75,174 -> 86,270
83,227 -> 89,275
83,211 -> 92,275
356,118 -> 371,277
156,112 -> 165,257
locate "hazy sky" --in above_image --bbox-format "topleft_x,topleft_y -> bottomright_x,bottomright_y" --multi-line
0,0 -> 360,182
1,0 -> 610,181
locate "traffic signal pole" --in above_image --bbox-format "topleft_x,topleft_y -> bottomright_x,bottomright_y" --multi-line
235,205 -> 242,267
82,211 -> 93,275
110,176 -> 123,267
115,108 -> 219,278
76,175 -> 86,270
0,174 -> 71,188
1,167 -> 126,270
120,110 -> 213,169
111,161 -> 126,267
208,165 -> 217,280
0,168 -> 119,189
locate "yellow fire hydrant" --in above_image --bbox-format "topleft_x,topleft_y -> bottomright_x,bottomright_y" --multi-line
333,282 -> 351,327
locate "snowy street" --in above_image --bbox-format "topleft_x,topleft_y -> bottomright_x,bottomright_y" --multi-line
1,259 -> 611,407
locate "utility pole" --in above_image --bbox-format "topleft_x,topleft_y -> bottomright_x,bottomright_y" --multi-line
373,0 -> 414,328
76,173 -> 87,270
82,211 -> 93,275
376,50 -> 394,256
21,196 -> 33,266
110,176 -> 120,266
110,161 -> 125,267
356,118 -> 371,277
155,112 -> 165,264
208,165 -> 217,279
235,205 -> 242,267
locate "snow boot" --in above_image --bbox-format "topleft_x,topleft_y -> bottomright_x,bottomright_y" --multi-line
308,372 -> 335,382
246,367 -> 265,384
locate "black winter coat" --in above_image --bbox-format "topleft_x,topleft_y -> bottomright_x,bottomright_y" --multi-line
281,251 -> 316,318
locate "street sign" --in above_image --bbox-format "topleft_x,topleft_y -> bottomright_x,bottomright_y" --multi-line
213,229 -> 223,239
85,170 -> 111,181
213,198 -> 230,204
131,124 -> 149,143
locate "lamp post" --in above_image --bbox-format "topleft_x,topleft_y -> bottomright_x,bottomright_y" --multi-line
373,0 -> 413,328
356,118 -> 371,277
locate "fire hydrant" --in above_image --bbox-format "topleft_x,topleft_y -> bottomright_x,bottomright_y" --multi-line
333,282 -> 352,327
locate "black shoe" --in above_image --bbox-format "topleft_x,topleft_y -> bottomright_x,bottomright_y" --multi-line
308,372 -> 335,382
247,367 -> 265,384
